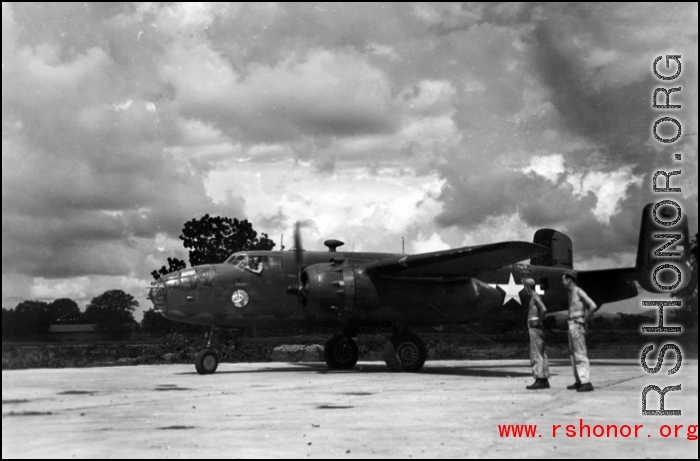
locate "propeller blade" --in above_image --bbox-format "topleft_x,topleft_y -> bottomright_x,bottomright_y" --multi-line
291,222 -> 308,306
294,221 -> 304,271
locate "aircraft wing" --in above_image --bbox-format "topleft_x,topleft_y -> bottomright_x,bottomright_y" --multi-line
365,241 -> 549,278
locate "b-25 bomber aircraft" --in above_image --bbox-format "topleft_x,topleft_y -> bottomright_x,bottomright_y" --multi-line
149,204 -> 689,374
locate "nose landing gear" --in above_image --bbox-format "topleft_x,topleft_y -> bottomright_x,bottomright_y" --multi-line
195,348 -> 219,374
195,326 -> 219,375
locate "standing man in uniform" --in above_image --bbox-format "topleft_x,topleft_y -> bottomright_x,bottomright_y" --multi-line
524,278 -> 550,390
563,271 -> 599,392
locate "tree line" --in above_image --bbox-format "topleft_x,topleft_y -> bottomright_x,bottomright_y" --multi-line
2,290 -> 138,339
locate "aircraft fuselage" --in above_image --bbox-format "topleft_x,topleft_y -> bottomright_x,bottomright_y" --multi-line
149,249 -> 630,329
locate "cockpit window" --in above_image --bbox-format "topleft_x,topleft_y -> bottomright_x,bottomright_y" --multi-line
225,252 -> 244,263
226,254 -> 282,273
227,254 -> 249,271
180,268 -> 198,290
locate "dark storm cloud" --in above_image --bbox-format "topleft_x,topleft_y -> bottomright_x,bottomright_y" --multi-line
528,15 -> 695,174
434,2 -> 697,258
160,45 -> 400,144
205,3 -> 423,67
2,2 -> 239,279
526,4 -> 698,251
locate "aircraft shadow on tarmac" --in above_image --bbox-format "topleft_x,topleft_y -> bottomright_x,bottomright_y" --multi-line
174,363 -> 533,378
173,359 -> 640,378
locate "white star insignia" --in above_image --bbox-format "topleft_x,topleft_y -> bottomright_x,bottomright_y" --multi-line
488,273 -> 544,306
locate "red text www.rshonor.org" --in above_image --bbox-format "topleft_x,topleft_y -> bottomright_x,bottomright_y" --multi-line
497,420 -> 698,440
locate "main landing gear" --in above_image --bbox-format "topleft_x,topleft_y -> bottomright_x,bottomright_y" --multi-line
383,331 -> 427,372
322,328 -> 428,372
324,333 -> 360,370
195,325 -> 219,375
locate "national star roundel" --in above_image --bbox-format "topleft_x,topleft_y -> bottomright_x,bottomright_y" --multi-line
231,289 -> 250,308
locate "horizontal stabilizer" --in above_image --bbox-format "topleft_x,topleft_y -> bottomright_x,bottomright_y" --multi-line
577,267 -> 638,306
366,242 -> 549,278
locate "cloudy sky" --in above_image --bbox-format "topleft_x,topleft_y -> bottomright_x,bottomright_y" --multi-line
2,2 -> 698,318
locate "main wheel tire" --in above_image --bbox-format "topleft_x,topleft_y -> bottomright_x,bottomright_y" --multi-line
383,332 -> 427,372
324,335 -> 359,370
195,348 -> 219,375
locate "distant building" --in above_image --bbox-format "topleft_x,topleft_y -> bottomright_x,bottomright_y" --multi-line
48,324 -> 101,342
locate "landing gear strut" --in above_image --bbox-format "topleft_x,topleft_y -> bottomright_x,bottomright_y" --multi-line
383,331 -> 427,372
324,333 -> 359,370
195,325 -> 219,375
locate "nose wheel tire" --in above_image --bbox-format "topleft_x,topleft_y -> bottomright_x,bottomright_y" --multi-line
383,332 -> 427,372
195,349 -> 219,375
324,335 -> 360,370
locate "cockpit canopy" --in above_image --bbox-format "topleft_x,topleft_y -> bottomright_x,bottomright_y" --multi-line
225,253 -> 283,272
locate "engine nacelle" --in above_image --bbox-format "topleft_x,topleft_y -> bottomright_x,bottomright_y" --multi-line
300,261 -> 380,320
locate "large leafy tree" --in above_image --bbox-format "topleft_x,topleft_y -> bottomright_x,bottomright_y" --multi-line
151,257 -> 187,282
672,233 -> 698,327
5,301 -> 50,337
84,290 -> 138,338
180,215 -> 275,266
2,308 -> 13,339
141,307 -> 175,335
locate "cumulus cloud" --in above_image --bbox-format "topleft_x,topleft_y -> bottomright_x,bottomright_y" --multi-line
523,154 -> 565,183
206,161 -> 447,254
434,3 -> 697,258
412,232 -> 452,254
566,168 -> 644,224
162,47 -> 398,142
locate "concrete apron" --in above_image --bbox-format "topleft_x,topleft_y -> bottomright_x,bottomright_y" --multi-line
2,359 -> 698,458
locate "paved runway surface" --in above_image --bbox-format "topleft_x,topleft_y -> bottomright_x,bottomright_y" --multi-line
3,359 -> 698,458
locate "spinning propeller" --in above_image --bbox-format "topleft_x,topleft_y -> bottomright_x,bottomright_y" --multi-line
286,222 -> 308,305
